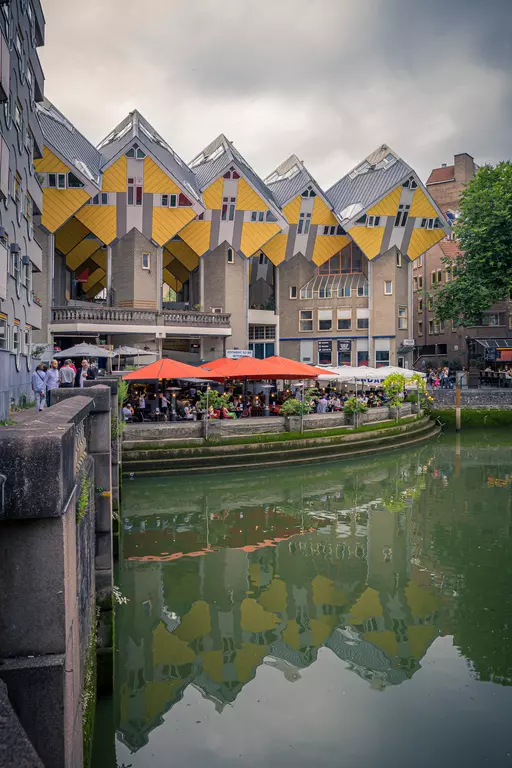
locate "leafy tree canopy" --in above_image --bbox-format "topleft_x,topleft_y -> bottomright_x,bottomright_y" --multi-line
434,161 -> 512,325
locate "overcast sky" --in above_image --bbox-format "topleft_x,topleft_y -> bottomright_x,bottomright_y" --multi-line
39,0 -> 512,188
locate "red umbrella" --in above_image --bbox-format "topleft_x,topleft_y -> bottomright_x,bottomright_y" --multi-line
199,356 -> 319,381
122,358 -> 211,380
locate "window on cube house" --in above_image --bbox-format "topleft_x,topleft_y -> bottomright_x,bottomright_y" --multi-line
297,212 -> 311,234
223,167 -> 240,180
318,243 -> 363,275
301,186 -> 316,198
394,205 -> 409,227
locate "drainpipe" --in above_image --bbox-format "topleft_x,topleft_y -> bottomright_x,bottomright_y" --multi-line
106,245 -> 112,306
47,233 -> 54,345
367,261 -> 372,367
408,259 -> 413,368
156,246 -> 163,312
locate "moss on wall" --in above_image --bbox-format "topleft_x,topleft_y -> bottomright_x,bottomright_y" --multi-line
435,409 -> 512,429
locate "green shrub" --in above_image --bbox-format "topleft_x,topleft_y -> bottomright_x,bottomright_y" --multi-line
343,396 -> 368,415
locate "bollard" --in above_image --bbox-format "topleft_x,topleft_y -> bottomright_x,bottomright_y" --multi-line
455,384 -> 461,432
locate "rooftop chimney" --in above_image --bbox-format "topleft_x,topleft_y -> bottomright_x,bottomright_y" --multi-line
441,163 -> 447,167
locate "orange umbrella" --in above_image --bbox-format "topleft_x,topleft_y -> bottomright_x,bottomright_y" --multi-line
199,356 -> 319,381
263,356 -> 326,379
122,358 -> 211,380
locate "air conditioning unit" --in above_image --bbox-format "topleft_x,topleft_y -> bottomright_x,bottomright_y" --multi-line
211,307 -> 224,314
22,256 -> 30,266
10,243 -> 20,253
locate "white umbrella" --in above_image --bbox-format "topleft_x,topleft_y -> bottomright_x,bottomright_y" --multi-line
112,346 -> 154,357
54,343 -> 113,359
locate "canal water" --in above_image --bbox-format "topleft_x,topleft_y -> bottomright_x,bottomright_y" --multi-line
93,431 -> 512,767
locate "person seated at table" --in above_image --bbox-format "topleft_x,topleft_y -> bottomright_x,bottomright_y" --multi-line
183,402 -> 197,420
122,403 -> 134,422
221,403 -> 236,419
208,405 -> 220,419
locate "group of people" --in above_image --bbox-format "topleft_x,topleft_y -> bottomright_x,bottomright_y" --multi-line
312,390 -> 390,413
426,366 -> 453,389
31,358 -> 96,412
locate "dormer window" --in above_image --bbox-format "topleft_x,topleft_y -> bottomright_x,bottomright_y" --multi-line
402,176 -> 418,189
349,161 -> 371,180
223,166 -> 240,180
126,143 -> 146,159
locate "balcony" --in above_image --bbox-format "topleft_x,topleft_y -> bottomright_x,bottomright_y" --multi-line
50,305 -> 232,337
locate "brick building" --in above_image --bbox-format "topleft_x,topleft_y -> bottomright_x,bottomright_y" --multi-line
414,153 -> 512,369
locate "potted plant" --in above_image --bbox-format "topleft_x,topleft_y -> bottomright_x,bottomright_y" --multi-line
404,373 -> 430,413
280,397 -> 309,432
343,396 -> 368,427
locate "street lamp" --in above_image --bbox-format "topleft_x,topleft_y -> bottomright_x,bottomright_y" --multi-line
295,381 -> 305,434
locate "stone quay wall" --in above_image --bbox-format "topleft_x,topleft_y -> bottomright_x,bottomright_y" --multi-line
431,390 -> 512,410
0,386 -> 114,768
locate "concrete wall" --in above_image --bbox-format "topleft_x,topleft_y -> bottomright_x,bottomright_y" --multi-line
111,229 -> 159,309
0,388 -> 114,767
431,389 -> 512,410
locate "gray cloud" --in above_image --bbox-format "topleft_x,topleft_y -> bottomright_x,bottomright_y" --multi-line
39,0 -> 512,188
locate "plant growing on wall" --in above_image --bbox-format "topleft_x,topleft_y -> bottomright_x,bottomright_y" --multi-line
77,472 -> 93,525
117,380 -> 129,405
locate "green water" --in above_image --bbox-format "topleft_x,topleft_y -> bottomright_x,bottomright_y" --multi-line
95,431 -> 512,768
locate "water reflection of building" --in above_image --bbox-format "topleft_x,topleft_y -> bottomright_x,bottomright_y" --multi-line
116,448 -> 449,752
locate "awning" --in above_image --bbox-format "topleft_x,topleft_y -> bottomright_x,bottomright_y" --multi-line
199,356 -> 321,381
472,338 -> 512,349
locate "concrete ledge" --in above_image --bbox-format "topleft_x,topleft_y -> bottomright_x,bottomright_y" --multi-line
51,384 -> 111,413
0,680 -> 43,767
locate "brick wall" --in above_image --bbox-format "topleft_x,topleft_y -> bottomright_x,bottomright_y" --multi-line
431,389 -> 512,410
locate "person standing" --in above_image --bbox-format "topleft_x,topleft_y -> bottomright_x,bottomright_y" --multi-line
31,364 -> 47,412
76,359 -> 89,388
44,359 -> 60,407
59,359 -> 75,388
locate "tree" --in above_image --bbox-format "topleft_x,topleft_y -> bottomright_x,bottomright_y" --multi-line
434,161 -> 512,325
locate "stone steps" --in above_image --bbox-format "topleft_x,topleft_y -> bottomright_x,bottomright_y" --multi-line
123,416 -> 431,463
122,419 -> 439,476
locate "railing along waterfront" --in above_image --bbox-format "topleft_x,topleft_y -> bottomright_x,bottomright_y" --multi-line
51,306 -> 231,327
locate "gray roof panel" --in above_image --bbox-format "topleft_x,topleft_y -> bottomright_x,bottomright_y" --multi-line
327,158 -> 411,218
36,100 -> 102,186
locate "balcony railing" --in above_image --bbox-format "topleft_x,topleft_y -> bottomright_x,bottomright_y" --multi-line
51,305 -> 231,328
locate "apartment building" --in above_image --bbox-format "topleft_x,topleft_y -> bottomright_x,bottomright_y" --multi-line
32,102 -> 449,368
414,153 -> 512,368
0,0 -> 45,419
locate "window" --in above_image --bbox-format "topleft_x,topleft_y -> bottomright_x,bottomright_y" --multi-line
402,176 -> 418,189
15,28 -> 22,58
223,166 -> 240,180
418,297 -> 423,312
250,211 -> 265,222
126,145 -> 146,159
452,320 -> 458,332
323,224 -> 344,235
418,254 -> 423,268
396,251 -> 402,267
12,324 -> 20,354
26,65 -> 34,98
0,317 -> 6,349
318,340 -> 332,366
289,285 -> 297,299
128,178 -> 142,206
251,211 -> 257,222
433,321 -> 440,334
161,194 -> 178,207
222,197 -> 235,221
418,320 -> 423,335
299,310 -> 313,332
318,309 -> 332,331
431,271 -> 436,286
437,269 -> 442,283
337,309 -> 351,331
14,173 -> 21,209
141,253 -> 150,270
398,306 -> 408,330
227,247 -> 234,263
249,325 -> 276,341
258,252 -> 268,265
375,350 -> 390,367
418,275 -> 423,290
297,212 -> 311,234
67,172 -> 84,188
413,277 -> 418,291
394,204 -> 410,227
301,186 -> 316,198
421,217 -> 441,229
13,100 -> 22,132
24,193 -> 31,220
367,215 -> 381,227
384,280 -> 392,295
48,173 -> 67,189
357,309 -> 369,330
445,266 -> 452,282
101,192 -> 108,205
